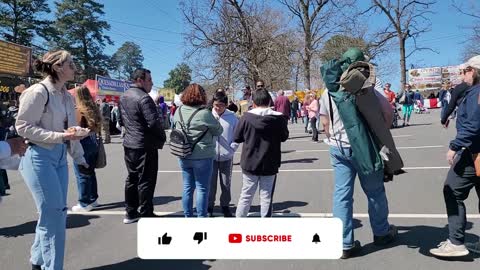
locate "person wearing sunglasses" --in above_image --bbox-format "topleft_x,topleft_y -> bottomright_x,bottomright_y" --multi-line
430,55 -> 480,257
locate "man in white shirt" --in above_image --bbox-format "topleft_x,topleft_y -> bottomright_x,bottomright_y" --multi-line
318,90 -> 397,259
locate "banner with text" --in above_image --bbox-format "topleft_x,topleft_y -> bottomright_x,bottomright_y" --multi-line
96,75 -> 130,96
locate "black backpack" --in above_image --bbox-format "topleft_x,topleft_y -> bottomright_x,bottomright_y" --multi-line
169,106 -> 209,158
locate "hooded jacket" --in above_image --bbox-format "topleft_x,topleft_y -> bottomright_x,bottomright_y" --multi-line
212,109 -> 239,161
234,107 -> 289,176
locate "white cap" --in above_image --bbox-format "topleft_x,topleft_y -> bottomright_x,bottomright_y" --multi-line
460,55 -> 480,69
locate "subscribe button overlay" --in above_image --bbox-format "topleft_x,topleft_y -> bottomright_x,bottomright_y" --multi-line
138,218 -> 342,259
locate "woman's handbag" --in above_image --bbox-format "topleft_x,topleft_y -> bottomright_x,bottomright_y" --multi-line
96,135 -> 107,169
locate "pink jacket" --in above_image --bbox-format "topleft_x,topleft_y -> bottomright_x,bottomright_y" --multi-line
307,99 -> 319,119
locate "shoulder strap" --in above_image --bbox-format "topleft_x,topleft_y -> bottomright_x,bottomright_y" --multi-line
177,105 -> 184,126
185,107 -> 205,128
328,93 -> 334,127
38,83 -> 49,107
191,127 -> 209,151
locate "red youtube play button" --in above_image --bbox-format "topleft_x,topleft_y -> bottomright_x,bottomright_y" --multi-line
229,233 -> 242,243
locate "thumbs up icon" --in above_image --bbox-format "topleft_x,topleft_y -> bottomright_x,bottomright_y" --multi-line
312,233 -> 321,244
158,233 -> 172,245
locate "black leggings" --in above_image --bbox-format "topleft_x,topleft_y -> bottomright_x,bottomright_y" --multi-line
310,117 -> 318,141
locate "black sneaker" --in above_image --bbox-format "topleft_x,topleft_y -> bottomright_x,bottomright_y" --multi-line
222,206 -> 233,217
32,264 -> 42,270
208,207 -> 214,217
373,225 -> 398,246
341,240 -> 361,259
123,212 -> 140,224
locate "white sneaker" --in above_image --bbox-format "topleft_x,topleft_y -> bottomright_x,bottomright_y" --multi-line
430,239 -> 469,257
123,216 -> 140,224
465,241 -> 480,254
71,204 -> 93,212
90,201 -> 99,208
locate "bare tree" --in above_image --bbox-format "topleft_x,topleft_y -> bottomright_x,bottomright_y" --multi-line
452,0 -> 480,60
279,0 -> 355,90
365,0 -> 437,91
182,0 -> 296,89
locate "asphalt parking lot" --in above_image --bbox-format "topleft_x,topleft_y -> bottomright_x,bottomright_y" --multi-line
0,109 -> 479,270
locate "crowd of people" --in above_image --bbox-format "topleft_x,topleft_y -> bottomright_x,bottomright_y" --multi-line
0,48 -> 479,269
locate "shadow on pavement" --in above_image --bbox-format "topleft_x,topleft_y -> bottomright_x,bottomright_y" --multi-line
249,200 -> 308,214
288,135 -> 312,139
281,158 -> 318,164
358,222 -> 480,261
94,196 -> 181,211
82,258 -> 212,270
0,214 -> 100,238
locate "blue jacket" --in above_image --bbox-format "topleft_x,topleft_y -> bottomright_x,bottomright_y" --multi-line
449,84 -> 480,153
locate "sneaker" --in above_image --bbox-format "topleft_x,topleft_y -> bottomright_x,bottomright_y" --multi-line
341,240 -> 361,259
90,200 -> 99,208
465,241 -> 480,254
32,264 -> 42,270
71,204 -> 93,212
373,225 -> 398,246
430,239 -> 469,257
222,206 -> 233,217
123,216 -> 140,224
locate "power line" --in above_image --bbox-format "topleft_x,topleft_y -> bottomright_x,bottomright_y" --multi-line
109,26 -> 183,45
105,18 -> 183,35
144,0 -> 182,24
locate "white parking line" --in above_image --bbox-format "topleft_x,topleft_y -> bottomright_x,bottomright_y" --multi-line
287,135 -> 412,142
68,210 -> 480,219
158,166 -> 450,173
233,145 -> 445,154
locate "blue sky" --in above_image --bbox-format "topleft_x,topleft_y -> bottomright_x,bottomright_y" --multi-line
55,1 -> 477,92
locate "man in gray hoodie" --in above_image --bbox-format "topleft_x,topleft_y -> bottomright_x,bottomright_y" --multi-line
208,91 -> 239,217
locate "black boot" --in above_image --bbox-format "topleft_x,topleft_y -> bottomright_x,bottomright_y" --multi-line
208,207 -> 214,217
222,206 -> 233,217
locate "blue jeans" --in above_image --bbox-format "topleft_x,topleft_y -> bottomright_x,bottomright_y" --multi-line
20,144 -> 68,270
73,135 -> 99,207
329,146 -> 390,249
178,158 -> 213,217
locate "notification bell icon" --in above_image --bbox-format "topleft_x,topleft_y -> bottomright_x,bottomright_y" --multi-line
312,233 -> 321,244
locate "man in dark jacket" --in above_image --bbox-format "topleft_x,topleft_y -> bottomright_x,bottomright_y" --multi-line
290,96 -> 300,124
99,98 -> 111,143
119,68 -> 166,224
440,82 -> 469,126
234,89 -> 289,218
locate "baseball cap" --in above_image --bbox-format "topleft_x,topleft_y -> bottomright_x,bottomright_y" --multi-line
460,55 -> 480,69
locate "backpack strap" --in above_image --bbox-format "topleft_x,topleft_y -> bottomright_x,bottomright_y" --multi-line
185,106 -> 205,129
176,105 -> 209,151
38,83 -> 49,110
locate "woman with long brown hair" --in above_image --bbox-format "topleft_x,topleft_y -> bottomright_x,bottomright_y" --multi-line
71,86 -> 102,212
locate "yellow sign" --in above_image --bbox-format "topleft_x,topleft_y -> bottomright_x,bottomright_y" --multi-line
0,40 -> 32,76
158,88 -> 175,101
